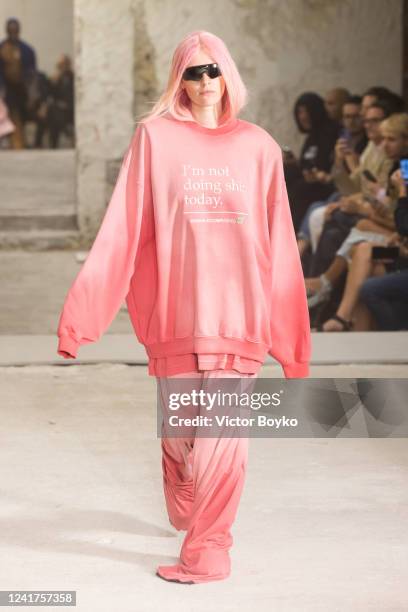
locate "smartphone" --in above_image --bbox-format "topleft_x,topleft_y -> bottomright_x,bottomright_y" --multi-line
400,158 -> 408,184
339,127 -> 351,144
372,246 -> 399,261
362,169 -> 377,183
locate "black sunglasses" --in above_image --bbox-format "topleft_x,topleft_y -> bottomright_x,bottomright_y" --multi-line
182,63 -> 222,82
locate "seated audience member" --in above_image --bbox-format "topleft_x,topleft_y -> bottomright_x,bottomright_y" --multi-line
307,113 -> 408,331
361,86 -> 405,116
25,68 -> 51,148
305,100 -> 393,283
359,168 -> 408,330
0,17 -> 36,148
47,54 -> 74,148
297,95 -> 367,256
0,96 -> 15,146
332,101 -> 394,196
324,87 -> 350,125
284,91 -> 340,232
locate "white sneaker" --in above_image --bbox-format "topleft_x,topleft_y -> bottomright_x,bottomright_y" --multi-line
307,274 -> 333,308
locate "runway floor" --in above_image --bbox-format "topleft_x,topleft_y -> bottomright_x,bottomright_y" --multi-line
1,363 -> 407,611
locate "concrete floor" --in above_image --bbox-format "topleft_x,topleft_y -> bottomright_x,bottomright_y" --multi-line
1,249 -> 407,609
1,362 -> 407,611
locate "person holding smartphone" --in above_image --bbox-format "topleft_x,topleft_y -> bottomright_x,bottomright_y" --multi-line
359,167 -> 408,330
283,91 -> 340,232
301,102 -> 392,291
332,101 -> 393,197
308,113 -> 408,331
296,95 -> 367,257
305,107 -> 397,309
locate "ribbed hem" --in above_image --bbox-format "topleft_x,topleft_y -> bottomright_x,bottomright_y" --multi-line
58,334 -> 79,359
282,361 -> 310,379
145,336 -> 269,362
148,353 -> 263,377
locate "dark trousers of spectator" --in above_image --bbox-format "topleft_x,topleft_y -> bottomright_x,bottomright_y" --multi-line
34,117 -> 48,148
284,163 -> 335,233
307,209 -> 364,277
359,268 -> 408,330
5,80 -> 27,148
48,103 -> 72,148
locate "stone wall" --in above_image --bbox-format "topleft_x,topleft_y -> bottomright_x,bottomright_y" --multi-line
75,0 -> 402,236
74,0 -> 136,239
0,0 -> 73,75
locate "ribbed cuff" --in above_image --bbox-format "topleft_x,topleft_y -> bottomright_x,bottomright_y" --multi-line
58,334 -> 79,359
282,361 -> 310,378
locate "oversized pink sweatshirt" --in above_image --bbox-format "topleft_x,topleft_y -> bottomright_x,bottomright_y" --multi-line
57,112 -> 311,378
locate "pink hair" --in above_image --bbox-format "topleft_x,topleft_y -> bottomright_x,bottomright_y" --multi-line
135,30 -> 248,126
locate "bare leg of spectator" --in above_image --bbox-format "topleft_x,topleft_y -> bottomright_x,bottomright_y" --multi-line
48,103 -> 65,149
320,241 -> 386,331
350,301 -> 378,331
305,255 -> 347,292
34,118 -> 47,148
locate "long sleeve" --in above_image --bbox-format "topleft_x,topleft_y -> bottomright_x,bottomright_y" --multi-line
333,163 -> 362,195
57,123 -> 149,359
333,142 -> 394,198
267,144 -> 312,378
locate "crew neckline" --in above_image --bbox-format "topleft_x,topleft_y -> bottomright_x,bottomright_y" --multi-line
184,116 -> 240,135
163,112 -> 240,135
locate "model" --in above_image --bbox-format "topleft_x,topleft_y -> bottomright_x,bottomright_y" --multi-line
56,30 -> 311,584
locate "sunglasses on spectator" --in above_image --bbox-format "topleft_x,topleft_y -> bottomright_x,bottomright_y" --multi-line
182,63 -> 222,81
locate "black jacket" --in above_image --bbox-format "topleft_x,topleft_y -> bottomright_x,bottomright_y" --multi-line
294,92 -> 341,173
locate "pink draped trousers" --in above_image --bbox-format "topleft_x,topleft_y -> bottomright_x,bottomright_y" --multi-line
156,369 -> 258,583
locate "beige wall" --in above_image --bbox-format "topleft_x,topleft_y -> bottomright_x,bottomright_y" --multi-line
75,0 -> 403,234
142,0 -> 402,152
0,0 -> 73,76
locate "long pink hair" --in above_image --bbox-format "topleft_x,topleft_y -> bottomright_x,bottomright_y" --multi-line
136,30 -> 248,126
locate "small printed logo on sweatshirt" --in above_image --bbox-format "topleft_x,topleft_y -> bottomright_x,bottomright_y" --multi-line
236,216 -> 245,224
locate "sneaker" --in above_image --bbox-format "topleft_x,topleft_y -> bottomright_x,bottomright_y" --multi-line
307,274 -> 333,308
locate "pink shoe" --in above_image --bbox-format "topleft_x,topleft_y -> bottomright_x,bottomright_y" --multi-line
156,565 -> 194,584
156,556 -> 230,584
